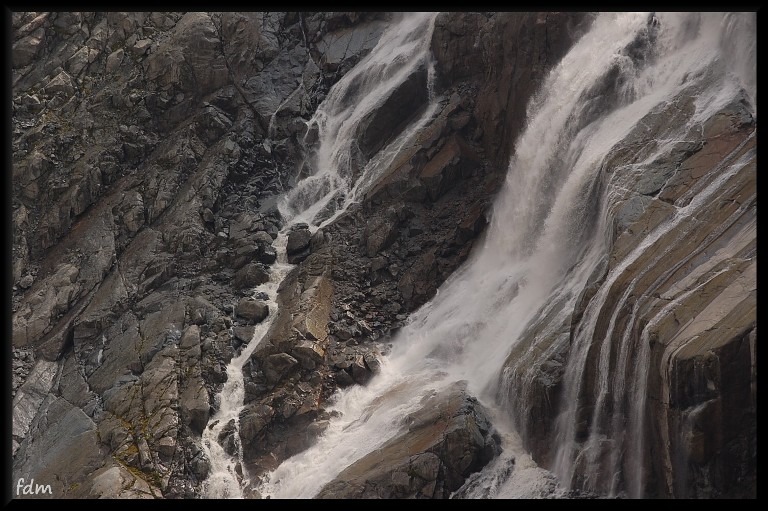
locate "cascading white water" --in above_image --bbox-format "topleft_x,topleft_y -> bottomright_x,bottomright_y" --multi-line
259,11 -> 755,499
548,12 -> 756,498
199,12 -> 441,498
278,11 -> 439,227
258,12 -> 651,499
200,234 -> 292,499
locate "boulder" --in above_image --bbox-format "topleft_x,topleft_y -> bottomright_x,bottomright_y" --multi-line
258,245 -> 277,264
105,49 -> 124,73
235,298 -> 269,323
292,276 -> 333,342
349,355 -> 372,385
255,231 -> 278,264
239,404 -> 274,447
217,419 -> 238,456
233,325 -> 256,344
13,28 -> 45,68
292,340 -> 325,369
317,382 -> 500,498
233,263 -> 270,289
179,377 -> 209,435
43,70 -> 76,96
287,228 -> 312,264
263,353 -> 299,385
67,46 -> 100,76
130,38 -> 153,58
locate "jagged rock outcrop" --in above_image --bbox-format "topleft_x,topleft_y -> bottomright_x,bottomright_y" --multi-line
317,382 -> 500,498
233,11 -> 591,485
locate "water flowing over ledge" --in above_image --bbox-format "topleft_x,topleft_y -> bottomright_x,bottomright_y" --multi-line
201,12 -> 441,498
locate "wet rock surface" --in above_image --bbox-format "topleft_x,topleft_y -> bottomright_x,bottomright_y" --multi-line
317,382 -> 501,498
499,72 -> 756,497
233,11 -> 591,484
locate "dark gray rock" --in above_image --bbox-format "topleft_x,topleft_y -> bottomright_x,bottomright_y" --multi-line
233,263 -> 270,289
292,340 -> 325,369
419,135 -> 480,201
370,256 -> 388,273
239,403 -> 274,448
310,228 -> 326,253
263,353 -> 299,385
233,325 -> 256,344
334,369 -> 355,388
286,226 -> 313,264
288,248 -> 311,265
287,228 -> 312,255
349,355 -> 372,385
13,29 -> 45,68
315,20 -> 387,72
258,245 -> 278,264
180,378 -> 209,435
365,209 -> 400,257
217,419 -> 238,456
235,298 -> 269,323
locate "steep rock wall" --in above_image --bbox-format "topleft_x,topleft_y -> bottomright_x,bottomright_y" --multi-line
11,11 -> 392,498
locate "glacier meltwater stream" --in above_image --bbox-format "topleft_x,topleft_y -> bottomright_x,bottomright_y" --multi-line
201,12 -> 755,498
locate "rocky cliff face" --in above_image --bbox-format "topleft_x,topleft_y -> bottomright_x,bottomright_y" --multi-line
496,14 -> 756,498
504,91 -> 755,499
11,10 -> 396,498
11,10 -> 754,500
234,10 -> 591,484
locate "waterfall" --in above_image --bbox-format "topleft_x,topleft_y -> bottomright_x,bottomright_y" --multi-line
199,12 -> 440,498
278,11 -> 439,228
258,11 -> 755,499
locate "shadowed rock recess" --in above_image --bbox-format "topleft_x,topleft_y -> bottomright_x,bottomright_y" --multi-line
11,11 -> 754,500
